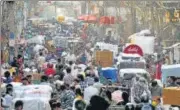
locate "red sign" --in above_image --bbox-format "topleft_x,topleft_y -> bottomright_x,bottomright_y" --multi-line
123,44 -> 143,56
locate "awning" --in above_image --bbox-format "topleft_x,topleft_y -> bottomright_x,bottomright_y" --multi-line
78,15 -> 97,23
77,15 -> 87,20
84,15 -> 97,23
99,16 -> 115,25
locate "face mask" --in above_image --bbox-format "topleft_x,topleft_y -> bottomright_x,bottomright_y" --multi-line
152,101 -> 157,106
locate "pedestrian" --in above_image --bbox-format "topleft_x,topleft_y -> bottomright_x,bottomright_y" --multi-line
55,64 -> 64,80
86,95 -> 110,110
84,81 -> 99,105
85,73 -> 94,86
77,74 -> 87,91
3,71 -> 12,84
63,67 -> 74,86
93,77 -> 103,92
72,88 -> 86,110
11,57 -> 18,67
73,78 -> 81,89
4,88 -> 13,110
17,54 -> 23,76
40,75 -> 49,85
37,52 -> 46,72
14,100 -> 23,110
45,64 -> 56,77
166,76 -> 177,87
141,95 -> 155,110
59,85 -> 75,109
150,80 -> 162,98
21,77 -> 29,86
131,78 -> 151,104
117,92 -> 129,106
26,75 -> 32,84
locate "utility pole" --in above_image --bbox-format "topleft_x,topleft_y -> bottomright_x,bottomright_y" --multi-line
131,1 -> 136,33
55,1 -> 57,17
151,1 -> 155,35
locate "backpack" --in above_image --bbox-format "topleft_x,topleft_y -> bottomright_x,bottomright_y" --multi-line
141,103 -> 153,110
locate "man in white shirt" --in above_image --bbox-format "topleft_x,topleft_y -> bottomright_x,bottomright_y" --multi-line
93,77 -> 103,92
4,88 -> 13,108
37,52 -> 46,71
84,83 -> 99,105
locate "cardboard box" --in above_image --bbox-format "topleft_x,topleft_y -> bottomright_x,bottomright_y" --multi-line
95,51 -> 113,67
163,87 -> 180,106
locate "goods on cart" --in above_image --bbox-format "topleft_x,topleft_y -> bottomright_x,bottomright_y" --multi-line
95,51 -> 113,67
163,87 -> 180,106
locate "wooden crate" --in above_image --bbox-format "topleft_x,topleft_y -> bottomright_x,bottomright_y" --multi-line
95,51 -> 113,67
163,87 -> 180,106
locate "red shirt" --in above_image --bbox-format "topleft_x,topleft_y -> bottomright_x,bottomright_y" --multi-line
155,63 -> 162,80
44,68 -> 56,76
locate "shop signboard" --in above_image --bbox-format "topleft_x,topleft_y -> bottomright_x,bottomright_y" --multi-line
123,44 -> 143,56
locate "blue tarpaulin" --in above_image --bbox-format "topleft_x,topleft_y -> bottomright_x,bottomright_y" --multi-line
101,67 -> 118,83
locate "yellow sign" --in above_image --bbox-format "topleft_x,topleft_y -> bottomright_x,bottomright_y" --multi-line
165,9 -> 180,23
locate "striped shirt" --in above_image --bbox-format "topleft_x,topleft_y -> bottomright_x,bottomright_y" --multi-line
63,74 -> 74,86
60,90 -> 75,109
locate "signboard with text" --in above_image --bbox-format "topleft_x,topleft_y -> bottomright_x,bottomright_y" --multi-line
165,9 -> 180,23
123,44 -> 143,56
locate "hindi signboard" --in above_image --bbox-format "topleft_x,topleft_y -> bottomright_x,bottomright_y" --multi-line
123,44 -> 143,56
165,9 -> 180,23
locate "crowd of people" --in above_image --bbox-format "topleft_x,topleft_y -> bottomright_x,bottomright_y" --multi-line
1,30 -> 177,110
1,49 -> 167,110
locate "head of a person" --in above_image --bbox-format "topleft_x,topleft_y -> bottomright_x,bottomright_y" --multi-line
6,84 -> 13,90
26,75 -> 32,83
22,77 -> 28,85
60,85 -> 66,92
49,64 -> 54,68
56,102 -> 61,109
75,100 -> 86,110
58,64 -> 64,70
66,67 -> 71,74
6,87 -> 13,95
70,86 -> 75,91
106,90 -> 112,101
74,78 -> 80,85
151,80 -> 158,87
94,77 -> 99,83
107,31 -> 112,36
4,71 -> 10,78
13,57 -> 17,62
89,95 -> 110,110
122,92 -> 129,102
77,74 -> 84,81
17,55 -> 22,59
41,75 -> 48,82
39,52 -> 43,56
141,95 -> 149,103
168,76 -> 176,83
86,73 -> 91,77
125,103 -> 135,110
69,61 -> 73,66
57,58 -> 61,63
75,88 -> 83,96
15,100 -> 23,110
